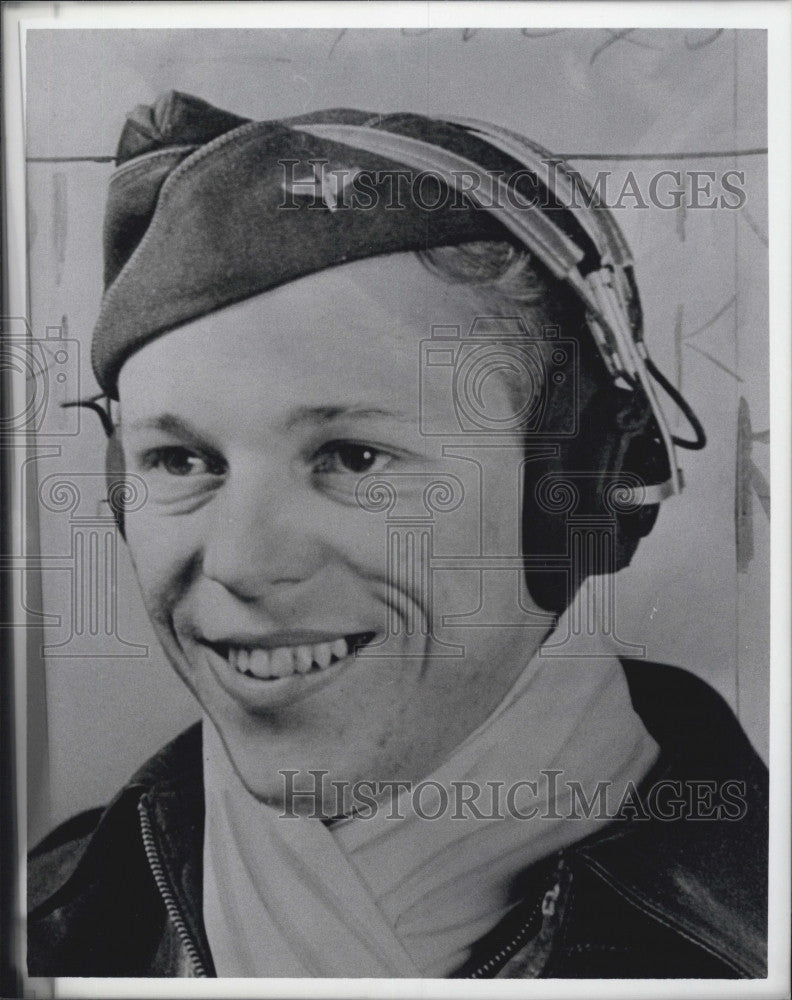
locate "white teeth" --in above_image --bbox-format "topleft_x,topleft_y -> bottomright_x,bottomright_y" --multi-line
295,644 -> 314,674
312,642 -> 333,669
229,648 -> 249,673
225,636 -> 361,679
270,645 -> 295,678
247,648 -> 271,678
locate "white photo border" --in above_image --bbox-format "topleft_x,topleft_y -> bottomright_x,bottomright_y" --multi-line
2,2 -> 789,999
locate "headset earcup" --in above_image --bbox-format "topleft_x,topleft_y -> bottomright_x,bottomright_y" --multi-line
522,387 -> 667,615
613,420 -> 667,550
105,432 -> 127,538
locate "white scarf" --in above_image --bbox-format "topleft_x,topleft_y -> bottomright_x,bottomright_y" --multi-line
202,620 -> 659,977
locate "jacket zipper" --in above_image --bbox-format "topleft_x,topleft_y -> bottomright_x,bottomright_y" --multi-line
466,877 -> 563,979
137,797 -> 562,981
138,799 -> 208,977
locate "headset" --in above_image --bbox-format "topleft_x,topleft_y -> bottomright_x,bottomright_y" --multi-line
85,113 -> 706,615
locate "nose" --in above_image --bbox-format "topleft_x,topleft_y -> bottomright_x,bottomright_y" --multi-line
201,469 -> 321,600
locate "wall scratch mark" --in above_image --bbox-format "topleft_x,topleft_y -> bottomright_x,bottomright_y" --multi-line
328,29 -> 346,59
52,173 -> 68,287
740,208 -> 768,247
684,342 -> 743,381
735,397 -> 770,574
673,304 -> 685,419
683,295 -> 737,341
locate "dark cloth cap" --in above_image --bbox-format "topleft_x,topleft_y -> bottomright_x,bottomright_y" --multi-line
92,90 -> 521,396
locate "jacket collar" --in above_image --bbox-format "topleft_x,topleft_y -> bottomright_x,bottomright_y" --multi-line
31,662 -> 767,977
578,659 -> 768,978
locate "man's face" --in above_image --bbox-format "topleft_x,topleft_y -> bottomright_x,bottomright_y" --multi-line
118,252 -> 551,809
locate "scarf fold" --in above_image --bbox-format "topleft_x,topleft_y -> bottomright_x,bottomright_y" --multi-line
203,617 -> 659,977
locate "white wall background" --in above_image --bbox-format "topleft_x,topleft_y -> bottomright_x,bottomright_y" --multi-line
24,28 -> 769,844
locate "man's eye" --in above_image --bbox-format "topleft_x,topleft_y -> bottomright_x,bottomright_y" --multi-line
313,442 -> 393,476
145,447 -> 224,478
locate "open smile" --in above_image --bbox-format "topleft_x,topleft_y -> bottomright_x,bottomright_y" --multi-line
196,629 -> 380,711
203,631 -> 378,680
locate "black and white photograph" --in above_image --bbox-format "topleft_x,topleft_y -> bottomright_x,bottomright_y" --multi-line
1,2 -> 789,995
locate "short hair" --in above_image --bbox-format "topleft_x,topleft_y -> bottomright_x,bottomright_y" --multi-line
415,240 -> 600,433
417,240 -> 550,307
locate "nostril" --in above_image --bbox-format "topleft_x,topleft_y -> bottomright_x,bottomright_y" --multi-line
201,547 -> 308,597
201,517 -> 319,597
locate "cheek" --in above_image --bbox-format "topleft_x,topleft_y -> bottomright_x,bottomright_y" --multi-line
327,508 -> 393,579
430,457 -> 521,555
123,511 -> 196,616
428,460 -> 523,614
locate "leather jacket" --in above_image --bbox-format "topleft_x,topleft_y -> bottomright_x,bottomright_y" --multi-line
28,661 -> 768,979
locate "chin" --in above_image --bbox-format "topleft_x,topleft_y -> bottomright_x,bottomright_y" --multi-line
210,712 -> 368,816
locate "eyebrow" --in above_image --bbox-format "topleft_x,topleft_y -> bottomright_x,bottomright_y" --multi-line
282,405 -> 413,430
124,406 -> 413,439
121,414 -> 216,453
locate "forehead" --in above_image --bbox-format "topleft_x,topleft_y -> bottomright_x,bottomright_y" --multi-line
117,253 -> 491,411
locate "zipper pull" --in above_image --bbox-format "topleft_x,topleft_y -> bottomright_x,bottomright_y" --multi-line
541,881 -> 561,918
497,856 -> 571,979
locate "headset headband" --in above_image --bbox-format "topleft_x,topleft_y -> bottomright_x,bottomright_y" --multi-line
293,120 -> 705,506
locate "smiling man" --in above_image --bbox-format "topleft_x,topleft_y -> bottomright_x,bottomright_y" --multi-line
28,92 -> 768,979
118,257 -> 553,817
